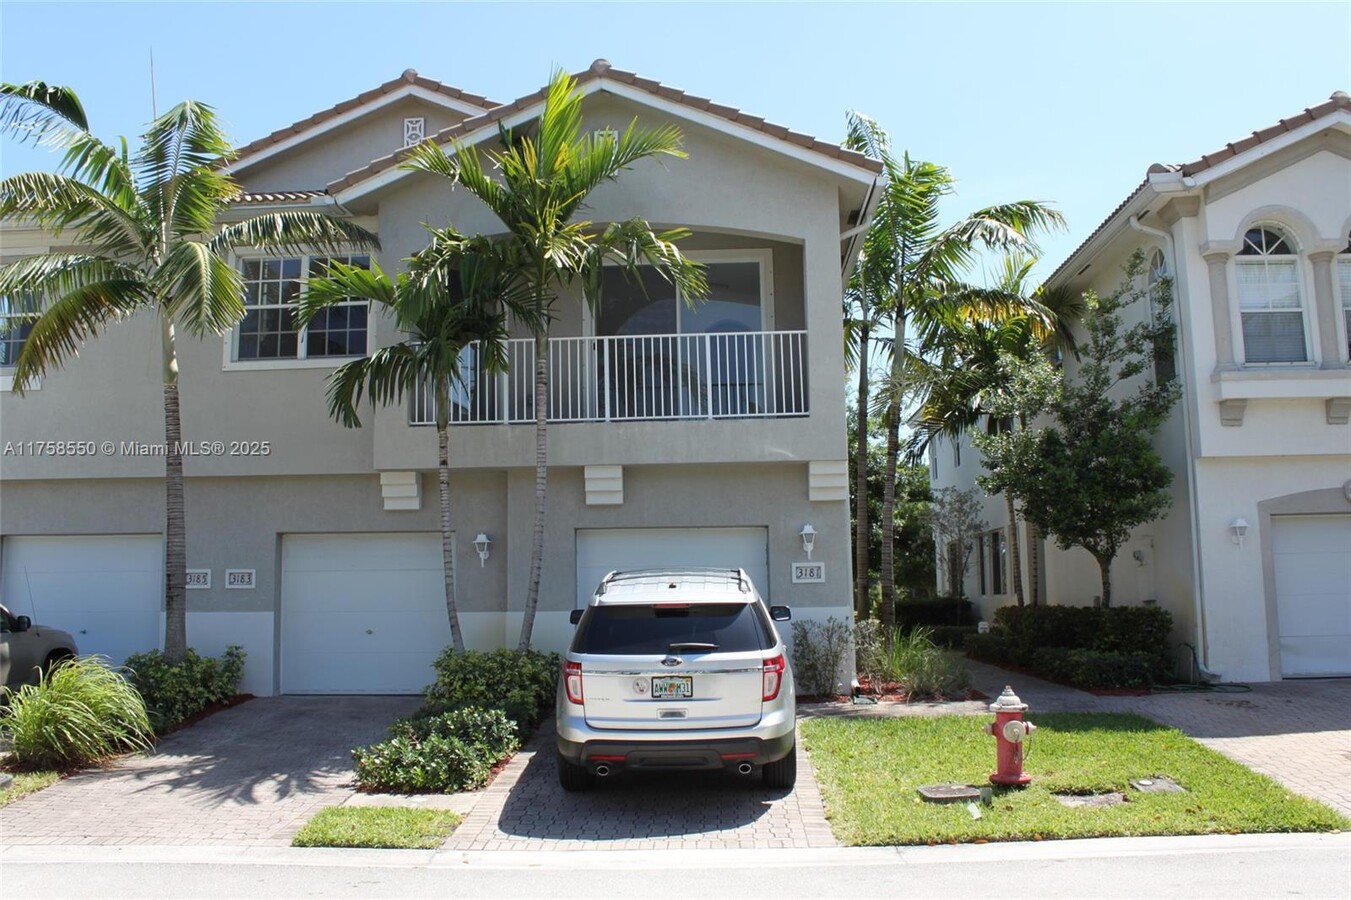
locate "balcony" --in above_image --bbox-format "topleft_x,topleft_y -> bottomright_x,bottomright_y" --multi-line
410,331 -> 809,425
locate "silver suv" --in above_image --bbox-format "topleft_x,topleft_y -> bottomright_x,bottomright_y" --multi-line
555,568 -> 797,791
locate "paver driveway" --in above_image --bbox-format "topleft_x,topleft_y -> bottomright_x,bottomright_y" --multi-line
0,696 -> 420,846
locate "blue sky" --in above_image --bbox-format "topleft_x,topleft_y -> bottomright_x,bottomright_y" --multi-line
1,2 -> 1347,279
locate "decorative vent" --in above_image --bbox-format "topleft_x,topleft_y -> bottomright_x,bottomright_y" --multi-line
403,117 -> 426,148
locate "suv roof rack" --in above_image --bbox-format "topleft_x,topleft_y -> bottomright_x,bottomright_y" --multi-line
596,568 -> 750,596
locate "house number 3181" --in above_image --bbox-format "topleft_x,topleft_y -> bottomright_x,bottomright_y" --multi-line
791,562 -> 825,583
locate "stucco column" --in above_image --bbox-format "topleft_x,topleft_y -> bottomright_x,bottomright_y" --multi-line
1204,251 -> 1237,369
1308,251 -> 1345,368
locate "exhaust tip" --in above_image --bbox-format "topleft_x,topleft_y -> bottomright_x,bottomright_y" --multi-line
737,762 -> 753,776
594,764 -> 611,777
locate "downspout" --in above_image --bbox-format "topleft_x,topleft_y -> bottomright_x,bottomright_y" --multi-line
1128,213 -> 1221,681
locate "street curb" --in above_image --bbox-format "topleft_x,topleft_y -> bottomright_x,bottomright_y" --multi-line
2,832 -> 1346,870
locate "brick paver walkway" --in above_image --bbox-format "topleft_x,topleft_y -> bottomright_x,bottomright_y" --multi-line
0,696 -> 420,846
445,720 -> 837,851
805,659 -> 1351,818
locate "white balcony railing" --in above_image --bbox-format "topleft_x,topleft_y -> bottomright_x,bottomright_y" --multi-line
411,330 -> 808,425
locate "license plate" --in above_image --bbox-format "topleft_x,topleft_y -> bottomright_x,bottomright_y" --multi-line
651,676 -> 693,699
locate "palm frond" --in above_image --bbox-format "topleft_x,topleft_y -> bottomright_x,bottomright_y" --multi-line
209,212 -> 379,256
0,81 -> 89,146
153,240 -> 246,335
0,171 -> 146,255
296,261 -> 398,329
8,279 -> 146,392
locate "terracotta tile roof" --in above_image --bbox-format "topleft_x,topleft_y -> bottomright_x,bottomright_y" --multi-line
327,59 -> 882,193
1047,91 -> 1350,286
234,189 -> 328,205
229,69 -> 500,168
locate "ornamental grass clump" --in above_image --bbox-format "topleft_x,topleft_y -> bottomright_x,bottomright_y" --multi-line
1,656 -> 153,770
885,627 -> 970,700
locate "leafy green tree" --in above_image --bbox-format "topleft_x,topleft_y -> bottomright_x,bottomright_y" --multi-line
0,82 -> 376,663
975,253 -> 1179,607
403,70 -> 706,649
922,487 -> 986,601
298,231 -> 532,651
857,149 -> 1064,632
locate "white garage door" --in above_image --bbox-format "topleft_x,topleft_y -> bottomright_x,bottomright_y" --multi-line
281,533 -> 450,694
1272,515 -> 1351,677
0,535 -> 162,665
576,527 -> 769,607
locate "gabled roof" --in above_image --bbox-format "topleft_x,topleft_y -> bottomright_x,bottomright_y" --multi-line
228,69 -> 500,173
1047,91 -> 1350,286
328,59 -> 882,197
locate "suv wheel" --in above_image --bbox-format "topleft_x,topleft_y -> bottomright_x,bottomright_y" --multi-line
762,744 -> 797,789
557,752 -> 595,792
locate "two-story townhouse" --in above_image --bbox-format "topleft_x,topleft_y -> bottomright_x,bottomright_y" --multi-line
931,92 -> 1351,683
0,61 -> 881,696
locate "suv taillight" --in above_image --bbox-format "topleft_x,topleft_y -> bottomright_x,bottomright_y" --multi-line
564,660 -> 584,705
762,654 -> 785,702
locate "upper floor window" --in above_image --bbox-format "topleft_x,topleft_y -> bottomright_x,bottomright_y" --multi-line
234,255 -> 370,362
1235,226 -> 1307,364
952,438 -> 961,468
929,443 -> 939,480
1146,248 -> 1177,383
0,292 -> 39,368
1338,233 -> 1351,360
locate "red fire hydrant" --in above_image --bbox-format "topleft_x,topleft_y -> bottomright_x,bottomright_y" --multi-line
984,685 -> 1036,786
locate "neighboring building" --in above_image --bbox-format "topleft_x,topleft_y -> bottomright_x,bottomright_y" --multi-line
932,92 -> 1351,682
0,61 -> 881,696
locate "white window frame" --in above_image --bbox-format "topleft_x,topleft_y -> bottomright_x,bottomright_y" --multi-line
0,290 -> 42,392
582,248 -> 775,336
223,252 -> 373,372
1232,225 -> 1312,367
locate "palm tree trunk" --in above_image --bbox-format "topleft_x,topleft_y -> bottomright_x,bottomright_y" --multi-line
879,313 -> 905,636
853,323 -> 871,620
518,329 -> 549,651
1027,520 -> 1042,606
435,381 -> 465,653
161,318 -> 187,665
1005,490 -> 1024,607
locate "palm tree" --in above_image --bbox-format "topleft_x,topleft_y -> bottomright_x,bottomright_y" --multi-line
298,231 -> 532,652
908,254 -> 1083,606
0,82 -> 377,663
403,69 -> 706,650
861,154 -> 1064,632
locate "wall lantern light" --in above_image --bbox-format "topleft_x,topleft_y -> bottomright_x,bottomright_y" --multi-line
473,532 -> 492,567
1229,517 -> 1249,547
800,524 -> 817,560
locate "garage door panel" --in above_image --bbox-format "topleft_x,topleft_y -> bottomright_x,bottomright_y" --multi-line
1,536 -> 162,666
576,527 -> 769,608
1272,515 -> 1351,677
281,533 -> 449,694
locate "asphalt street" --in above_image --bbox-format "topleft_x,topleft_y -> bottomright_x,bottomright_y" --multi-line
4,833 -> 1348,899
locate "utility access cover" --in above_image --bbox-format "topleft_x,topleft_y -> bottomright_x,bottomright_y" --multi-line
1130,777 -> 1186,794
918,783 -> 981,803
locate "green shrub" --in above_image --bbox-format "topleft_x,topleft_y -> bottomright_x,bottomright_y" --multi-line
854,619 -> 888,690
991,605 -> 1173,670
926,625 -> 979,649
791,617 -> 852,696
388,707 -> 520,761
1060,650 -> 1157,689
123,645 -> 246,733
354,706 -> 520,793
1097,606 -> 1173,657
887,627 -> 970,699
1,656 -> 153,770
894,597 -> 974,629
963,632 -> 1012,665
424,649 -> 559,733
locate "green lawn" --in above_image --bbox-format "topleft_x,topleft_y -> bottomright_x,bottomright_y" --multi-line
801,713 -> 1347,846
292,806 -> 462,849
0,770 -> 61,808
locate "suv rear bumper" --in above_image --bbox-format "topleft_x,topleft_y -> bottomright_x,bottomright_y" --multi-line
558,730 -> 795,771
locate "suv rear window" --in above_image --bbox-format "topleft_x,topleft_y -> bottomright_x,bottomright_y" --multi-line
572,603 -> 770,655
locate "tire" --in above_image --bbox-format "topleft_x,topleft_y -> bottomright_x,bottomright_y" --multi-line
42,651 -> 75,678
762,744 -> 797,789
557,751 -> 595,792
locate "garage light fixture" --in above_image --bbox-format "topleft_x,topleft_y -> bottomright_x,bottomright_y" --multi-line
1229,517 -> 1249,547
473,532 -> 492,567
799,524 -> 817,560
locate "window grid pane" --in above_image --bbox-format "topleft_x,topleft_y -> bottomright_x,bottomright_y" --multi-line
0,293 -> 39,367
304,255 -> 370,358
235,254 -> 369,361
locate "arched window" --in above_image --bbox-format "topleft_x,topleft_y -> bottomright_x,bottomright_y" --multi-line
1146,249 -> 1176,382
1338,232 -> 1351,360
1235,226 -> 1307,363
